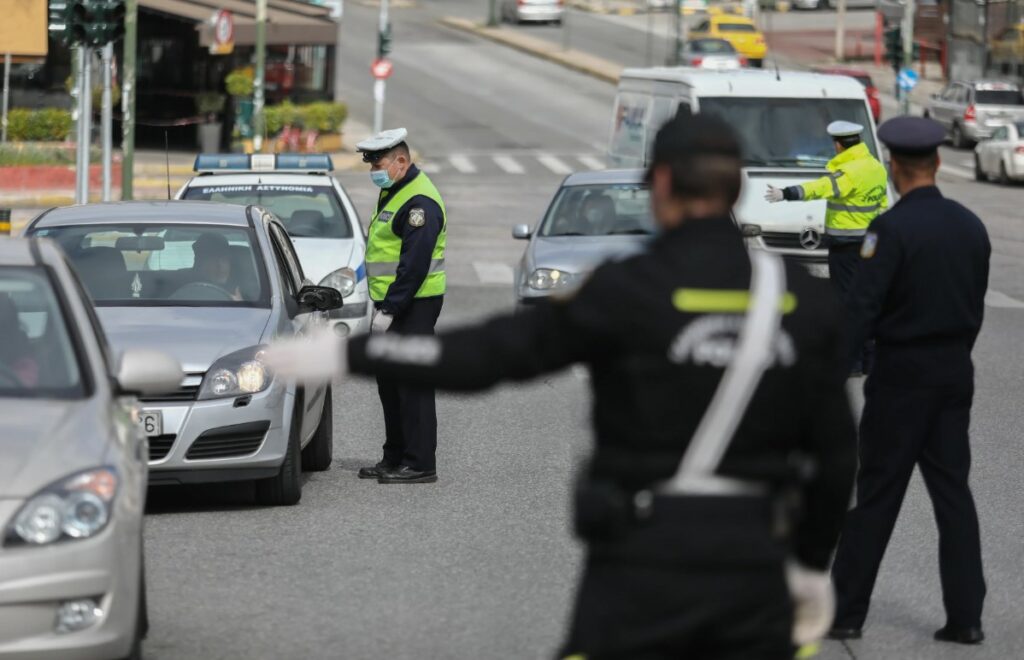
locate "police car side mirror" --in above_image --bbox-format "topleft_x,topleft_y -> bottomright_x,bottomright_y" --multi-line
296,285 -> 343,313
512,224 -> 532,240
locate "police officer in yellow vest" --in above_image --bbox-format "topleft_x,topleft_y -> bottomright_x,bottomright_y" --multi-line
355,127 -> 447,484
765,121 -> 888,298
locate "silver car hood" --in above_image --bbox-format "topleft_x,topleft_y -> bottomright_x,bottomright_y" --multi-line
530,235 -> 649,274
97,307 -> 272,373
0,398 -> 111,499
292,238 -> 359,285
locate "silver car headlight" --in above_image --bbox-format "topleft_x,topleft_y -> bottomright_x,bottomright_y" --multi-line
199,346 -> 270,400
320,267 -> 357,298
4,467 -> 118,547
528,268 -> 575,291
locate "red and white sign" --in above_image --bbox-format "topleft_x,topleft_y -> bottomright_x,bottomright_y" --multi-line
210,10 -> 234,55
371,58 -> 393,80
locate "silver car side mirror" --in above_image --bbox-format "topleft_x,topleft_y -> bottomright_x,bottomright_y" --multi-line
512,224 -> 532,240
117,349 -> 183,397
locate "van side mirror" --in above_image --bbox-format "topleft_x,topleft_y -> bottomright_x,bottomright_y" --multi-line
512,224 -> 532,240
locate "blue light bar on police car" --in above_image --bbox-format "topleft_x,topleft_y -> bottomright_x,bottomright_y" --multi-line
193,153 -> 334,173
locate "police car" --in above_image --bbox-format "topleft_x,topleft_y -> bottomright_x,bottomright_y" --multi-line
177,153 -> 370,335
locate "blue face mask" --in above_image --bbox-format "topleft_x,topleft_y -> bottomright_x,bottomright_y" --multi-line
370,168 -> 394,189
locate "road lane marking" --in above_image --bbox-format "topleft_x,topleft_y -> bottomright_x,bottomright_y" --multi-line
494,155 -> 526,174
473,261 -> 514,285
537,154 -> 573,175
986,290 -> 1024,309
578,155 -> 606,171
939,163 -> 974,180
449,155 -> 477,174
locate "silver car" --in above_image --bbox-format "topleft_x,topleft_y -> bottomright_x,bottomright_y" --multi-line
974,120 -> 1024,183
0,237 -> 181,659
925,79 -> 1024,148
679,38 -> 744,70
513,170 -> 651,304
27,201 -> 343,506
501,0 -> 563,24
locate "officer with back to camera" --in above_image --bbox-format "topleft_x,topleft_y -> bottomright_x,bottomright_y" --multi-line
266,115 -> 857,658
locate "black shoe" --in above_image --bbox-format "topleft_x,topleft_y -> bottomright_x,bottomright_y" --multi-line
827,627 -> 863,640
934,625 -> 984,645
358,461 -> 397,479
378,466 -> 438,484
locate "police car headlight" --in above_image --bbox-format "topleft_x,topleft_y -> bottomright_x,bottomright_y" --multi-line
199,346 -> 270,400
320,268 -> 357,298
4,468 -> 118,547
528,268 -> 574,290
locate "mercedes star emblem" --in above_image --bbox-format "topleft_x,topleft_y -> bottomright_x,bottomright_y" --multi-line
799,228 -> 821,250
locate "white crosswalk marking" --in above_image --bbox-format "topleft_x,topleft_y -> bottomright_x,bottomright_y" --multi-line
493,155 -> 526,174
578,155 -> 606,171
537,154 -> 573,175
419,162 -> 441,174
449,155 -> 477,174
472,261 -> 515,285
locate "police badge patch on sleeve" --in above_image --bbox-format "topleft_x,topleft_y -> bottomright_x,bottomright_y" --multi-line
861,231 -> 878,259
409,208 -> 426,227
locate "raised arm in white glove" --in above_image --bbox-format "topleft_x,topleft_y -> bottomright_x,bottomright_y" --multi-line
765,185 -> 785,203
262,327 -> 347,384
786,561 -> 835,647
371,309 -> 393,334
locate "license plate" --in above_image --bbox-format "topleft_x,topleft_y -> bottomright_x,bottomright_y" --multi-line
805,263 -> 830,279
139,411 -> 163,437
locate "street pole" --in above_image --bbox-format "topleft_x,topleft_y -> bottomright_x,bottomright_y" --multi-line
331,0 -> 345,102
834,0 -> 847,62
488,0 -> 498,27
101,43 -> 113,201
645,5 -> 653,67
253,0 -> 267,152
373,0 -> 389,134
1,53 -> 11,144
76,47 -> 92,204
122,0 -> 137,200
673,0 -> 682,65
900,0 -> 915,115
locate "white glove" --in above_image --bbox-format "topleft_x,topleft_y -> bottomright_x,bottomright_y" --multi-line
765,185 -> 785,203
371,309 -> 393,334
262,327 -> 348,384
786,561 -> 835,647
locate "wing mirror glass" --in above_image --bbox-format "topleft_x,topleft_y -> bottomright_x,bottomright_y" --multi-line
296,284 -> 344,312
512,224 -> 532,240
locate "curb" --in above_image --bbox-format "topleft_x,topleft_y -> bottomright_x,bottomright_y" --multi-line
439,17 -> 622,84
567,0 -> 643,15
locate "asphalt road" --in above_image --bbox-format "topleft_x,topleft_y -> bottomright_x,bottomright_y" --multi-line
134,3 -> 1024,659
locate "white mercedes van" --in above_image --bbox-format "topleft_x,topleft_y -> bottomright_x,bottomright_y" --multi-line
609,68 -> 887,273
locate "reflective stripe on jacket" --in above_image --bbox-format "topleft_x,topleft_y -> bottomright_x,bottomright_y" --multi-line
796,143 -> 888,235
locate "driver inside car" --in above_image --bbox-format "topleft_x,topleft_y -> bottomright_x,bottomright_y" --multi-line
0,293 -> 40,388
190,233 -> 243,301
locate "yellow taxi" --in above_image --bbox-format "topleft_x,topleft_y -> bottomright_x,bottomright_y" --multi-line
689,14 -> 767,67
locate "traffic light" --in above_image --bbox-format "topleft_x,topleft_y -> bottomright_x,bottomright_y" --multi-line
63,0 -> 89,45
57,0 -> 125,47
89,0 -> 125,45
377,24 -> 392,58
49,1 -> 69,42
884,26 -> 902,71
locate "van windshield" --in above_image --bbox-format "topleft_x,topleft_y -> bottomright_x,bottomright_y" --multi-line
698,97 -> 878,168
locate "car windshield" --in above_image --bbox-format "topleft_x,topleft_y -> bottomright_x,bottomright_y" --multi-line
32,224 -> 270,307
540,183 -> 652,237
698,97 -> 879,167
975,89 -> 1023,105
693,39 -> 736,54
0,267 -> 85,399
181,184 -> 354,238
718,22 -> 756,32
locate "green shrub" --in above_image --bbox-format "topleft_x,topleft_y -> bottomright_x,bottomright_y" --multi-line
0,143 -> 99,166
195,92 -> 227,120
225,67 -> 254,97
264,100 -> 303,135
300,102 -> 347,133
5,108 -> 73,141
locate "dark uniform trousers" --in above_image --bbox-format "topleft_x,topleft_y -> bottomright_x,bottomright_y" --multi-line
829,240 -> 873,371
831,361 -> 987,629
377,296 -> 443,471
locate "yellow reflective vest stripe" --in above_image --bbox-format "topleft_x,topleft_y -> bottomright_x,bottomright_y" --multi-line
366,172 -> 447,302
798,143 -> 888,234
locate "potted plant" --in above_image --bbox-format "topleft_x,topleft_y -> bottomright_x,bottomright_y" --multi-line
225,66 -> 255,148
195,92 -> 226,152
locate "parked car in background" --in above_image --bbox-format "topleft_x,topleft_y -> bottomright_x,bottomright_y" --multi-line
974,121 -> 1024,184
679,38 -> 745,70
501,0 -> 563,24
689,14 -> 767,67
27,201 -> 343,506
792,0 -> 875,10
0,237 -> 181,660
813,66 -> 882,123
513,170 -> 652,304
925,80 -> 1024,148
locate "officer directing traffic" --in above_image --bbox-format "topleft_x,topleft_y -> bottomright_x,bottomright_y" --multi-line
828,117 -> 990,645
266,115 -> 857,658
356,128 -> 448,484
765,121 -> 888,296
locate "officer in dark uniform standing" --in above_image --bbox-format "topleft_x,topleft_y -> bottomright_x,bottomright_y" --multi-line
829,117 -> 990,644
267,115 -> 857,658
356,128 -> 448,484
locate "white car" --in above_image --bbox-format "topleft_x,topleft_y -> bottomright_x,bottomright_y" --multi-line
178,154 -> 371,336
974,121 -> 1024,184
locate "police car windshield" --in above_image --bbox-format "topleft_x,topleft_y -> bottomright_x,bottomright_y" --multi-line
182,184 -> 354,239
540,184 -> 653,237
698,97 -> 878,168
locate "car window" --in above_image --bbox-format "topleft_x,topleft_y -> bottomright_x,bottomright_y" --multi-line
692,39 -> 736,54
540,183 -> 652,237
268,222 -> 304,290
646,96 -> 677,160
941,85 -> 957,101
1016,122 -> 1024,137
975,89 -> 1023,105
181,183 -> 354,239
31,224 -> 270,307
717,22 -> 756,32
694,20 -> 710,32
992,126 -> 1009,140
0,267 -> 85,399
64,257 -> 114,373
610,92 -> 650,165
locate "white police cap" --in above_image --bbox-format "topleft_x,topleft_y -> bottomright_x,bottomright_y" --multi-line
827,121 -> 864,138
356,127 -> 409,155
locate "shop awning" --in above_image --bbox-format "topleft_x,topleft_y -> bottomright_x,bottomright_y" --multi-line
140,0 -> 337,46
